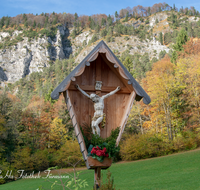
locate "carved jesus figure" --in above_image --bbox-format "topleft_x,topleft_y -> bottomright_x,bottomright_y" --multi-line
76,84 -> 121,136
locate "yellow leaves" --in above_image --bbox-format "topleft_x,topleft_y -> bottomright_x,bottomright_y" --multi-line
49,117 -> 68,149
142,51 -> 200,135
12,147 -> 34,172
176,54 -> 200,127
142,120 -> 152,129
54,139 -> 84,167
145,56 -> 175,106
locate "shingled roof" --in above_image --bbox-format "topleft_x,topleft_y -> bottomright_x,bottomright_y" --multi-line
51,40 -> 151,105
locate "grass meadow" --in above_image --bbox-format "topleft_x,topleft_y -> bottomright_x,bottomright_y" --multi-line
0,149 -> 200,190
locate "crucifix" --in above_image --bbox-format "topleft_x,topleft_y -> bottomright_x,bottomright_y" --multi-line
76,84 -> 120,136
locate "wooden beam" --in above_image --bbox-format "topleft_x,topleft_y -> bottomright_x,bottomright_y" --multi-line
95,56 -> 102,96
94,167 -> 101,188
68,85 -> 131,94
116,91 -> 136,146
66,90 -> 88,161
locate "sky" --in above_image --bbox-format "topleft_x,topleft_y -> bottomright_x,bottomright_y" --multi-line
1,0 -> 200,18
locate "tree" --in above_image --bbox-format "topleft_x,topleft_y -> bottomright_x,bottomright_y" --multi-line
0,17 -> 5,28
107,14 -> 112,26
24,21 -> 28,28
147,7 -> 151,16
33,20 -> 36,28
49,117 -> 68,149
0,113 -> 6,158
107,27 -> 113,36
123,56 -> 133,73
52,16 -> 58,25
0,92 -> 22,163
164,32 -> 172,45
23,13 -> 27,22
145,56 -> 177,140
95,24 -> 100,33
100,29 -> 107,38
44,16 -> 48,27
125,11 -> 129,22
101,18 -> 106,27
5,17 -> 10,28
74,12 -> 78,21
171,29 -> 188,63
159,32 -> 163,45
187,23 -> 194,37
176,56 -> 200,128
115,11 -> 118,20
155,18 -> 159,24
159,50 -> 166,60
88,33 -> 98,44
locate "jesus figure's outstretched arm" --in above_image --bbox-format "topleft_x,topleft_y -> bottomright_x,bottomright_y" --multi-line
76,84 -> 90,99
102,86 -> 120,99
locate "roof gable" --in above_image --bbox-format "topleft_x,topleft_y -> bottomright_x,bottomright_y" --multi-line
51,40 -> 151,104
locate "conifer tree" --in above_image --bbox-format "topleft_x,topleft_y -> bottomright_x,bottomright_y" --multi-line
171,29 -> 188,63
33,20 -> 36,28
115,11 -> 118,19
159,32 -> 163,45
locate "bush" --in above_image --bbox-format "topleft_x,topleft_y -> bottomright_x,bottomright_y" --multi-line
110,37 -> 115,42
124,36 -> 129,41
120,134 -> 168,160
53,140 -> 84,167
0,160 -> 14,184
39,26 -> 57,39
145,19 -> 149,24
120,131 -> 200,161
12,147 -> 34,174
106,36 -> 111,43
32,149 -> 49,171
140,18 -> 144,22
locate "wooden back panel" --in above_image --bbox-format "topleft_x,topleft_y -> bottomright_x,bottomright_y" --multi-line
68,54 -> 131,138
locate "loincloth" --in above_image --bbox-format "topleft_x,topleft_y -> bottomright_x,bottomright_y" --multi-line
92,113 -> 106,128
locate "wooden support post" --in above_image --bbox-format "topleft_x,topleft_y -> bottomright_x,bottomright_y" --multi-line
94,167 -> 101,189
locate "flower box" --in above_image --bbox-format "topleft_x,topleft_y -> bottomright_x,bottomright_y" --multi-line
87,156 -> 112,169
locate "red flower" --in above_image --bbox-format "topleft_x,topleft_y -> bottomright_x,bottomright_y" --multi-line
91,146 -> 109,158
96,146 -> 100,150
96,150 -> 102,157
91,147 -> 97,154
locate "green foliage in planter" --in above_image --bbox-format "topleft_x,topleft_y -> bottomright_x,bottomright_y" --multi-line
81,126 -> 120,160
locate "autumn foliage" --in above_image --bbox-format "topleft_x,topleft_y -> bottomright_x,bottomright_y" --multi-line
0,93 -> 81,184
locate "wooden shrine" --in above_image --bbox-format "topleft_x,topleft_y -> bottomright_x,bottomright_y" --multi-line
51,40 -> 151,186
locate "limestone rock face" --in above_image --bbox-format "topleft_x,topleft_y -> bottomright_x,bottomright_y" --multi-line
0,21 -> 171,87
149,12 -> 168,27
0,25 -> 70,86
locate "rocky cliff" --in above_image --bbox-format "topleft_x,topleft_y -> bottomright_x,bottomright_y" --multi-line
0,25 -> 71,87
0,17 -> 172,87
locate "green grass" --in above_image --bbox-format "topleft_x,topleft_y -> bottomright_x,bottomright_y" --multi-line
1,149 -> 200,190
